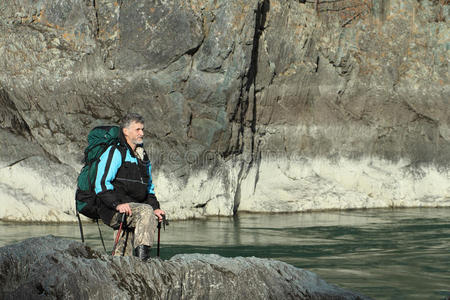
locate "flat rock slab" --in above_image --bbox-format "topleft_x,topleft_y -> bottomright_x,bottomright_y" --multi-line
0,236 -> 369,299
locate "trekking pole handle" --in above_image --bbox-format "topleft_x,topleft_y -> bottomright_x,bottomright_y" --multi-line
156,215 -> 168,229
162,214 -> 168,230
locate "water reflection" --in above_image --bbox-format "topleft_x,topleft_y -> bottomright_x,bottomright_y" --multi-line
1,208 -> 449,300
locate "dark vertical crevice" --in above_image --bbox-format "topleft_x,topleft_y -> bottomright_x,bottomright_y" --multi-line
91,0 -> 100,37
246,0 -> 269,143
315,55 -> 320,73
232,0 -> 269,215
232,161 -> 245,215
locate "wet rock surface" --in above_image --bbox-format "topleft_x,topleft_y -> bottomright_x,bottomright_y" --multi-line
0,236 -> 369,299
0,0 -> 449,221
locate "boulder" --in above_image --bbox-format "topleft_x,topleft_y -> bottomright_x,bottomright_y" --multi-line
0,236 -> 369,299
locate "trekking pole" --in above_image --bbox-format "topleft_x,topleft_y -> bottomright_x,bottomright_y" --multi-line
76,211 -> 85,243
112,213 -> 126,256
96,219 -> 107,253
156,215 -> 169,257
157,218 -> 161,257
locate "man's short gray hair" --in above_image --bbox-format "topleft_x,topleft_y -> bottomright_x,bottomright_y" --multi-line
121,113 -> 145,129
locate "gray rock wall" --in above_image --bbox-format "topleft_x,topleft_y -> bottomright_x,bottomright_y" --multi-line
0,0 -> 448,221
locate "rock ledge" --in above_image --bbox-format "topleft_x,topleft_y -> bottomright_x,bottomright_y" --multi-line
0,236 -> 369,299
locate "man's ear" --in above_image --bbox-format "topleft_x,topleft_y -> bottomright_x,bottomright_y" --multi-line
122,127 -> 128,137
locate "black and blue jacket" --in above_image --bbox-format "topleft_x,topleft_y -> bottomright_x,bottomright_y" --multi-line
94,132 -> 159,225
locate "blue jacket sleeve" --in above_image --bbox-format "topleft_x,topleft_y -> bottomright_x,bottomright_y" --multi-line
147,162 -> 155,195
95,146 -> 123,209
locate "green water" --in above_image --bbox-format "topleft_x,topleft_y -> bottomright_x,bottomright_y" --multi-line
1,208 -> 449,299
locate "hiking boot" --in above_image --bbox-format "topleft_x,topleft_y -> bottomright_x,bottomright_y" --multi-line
134,245 -> 151,261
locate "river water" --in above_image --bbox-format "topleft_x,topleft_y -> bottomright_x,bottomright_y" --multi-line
1,208 -> 449,299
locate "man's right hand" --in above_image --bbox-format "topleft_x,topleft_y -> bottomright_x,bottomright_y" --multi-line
116,203 -> 132,216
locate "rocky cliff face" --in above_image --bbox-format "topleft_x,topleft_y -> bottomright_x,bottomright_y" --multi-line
0,236 -> 369,299
0,0 -> 448,221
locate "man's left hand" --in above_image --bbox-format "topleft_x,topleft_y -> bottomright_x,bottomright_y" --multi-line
154,208 -> 165,222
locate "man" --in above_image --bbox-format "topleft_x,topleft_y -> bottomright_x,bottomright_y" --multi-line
95,113 -> 165,261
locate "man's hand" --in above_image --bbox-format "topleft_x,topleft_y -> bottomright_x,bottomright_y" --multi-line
116,203 -> 132,216
154,208 -> 165,222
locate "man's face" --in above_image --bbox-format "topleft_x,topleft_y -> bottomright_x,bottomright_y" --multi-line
123,121 -> 144,147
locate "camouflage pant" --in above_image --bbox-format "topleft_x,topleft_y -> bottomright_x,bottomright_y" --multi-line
110,202 -> 157,257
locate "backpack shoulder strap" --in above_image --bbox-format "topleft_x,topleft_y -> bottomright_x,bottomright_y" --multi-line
112,143 -> 127,164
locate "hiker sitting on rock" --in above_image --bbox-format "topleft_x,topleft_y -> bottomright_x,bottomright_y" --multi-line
95,112 -> 165,261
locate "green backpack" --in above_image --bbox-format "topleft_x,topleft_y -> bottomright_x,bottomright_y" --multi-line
75,125 -> 121,219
